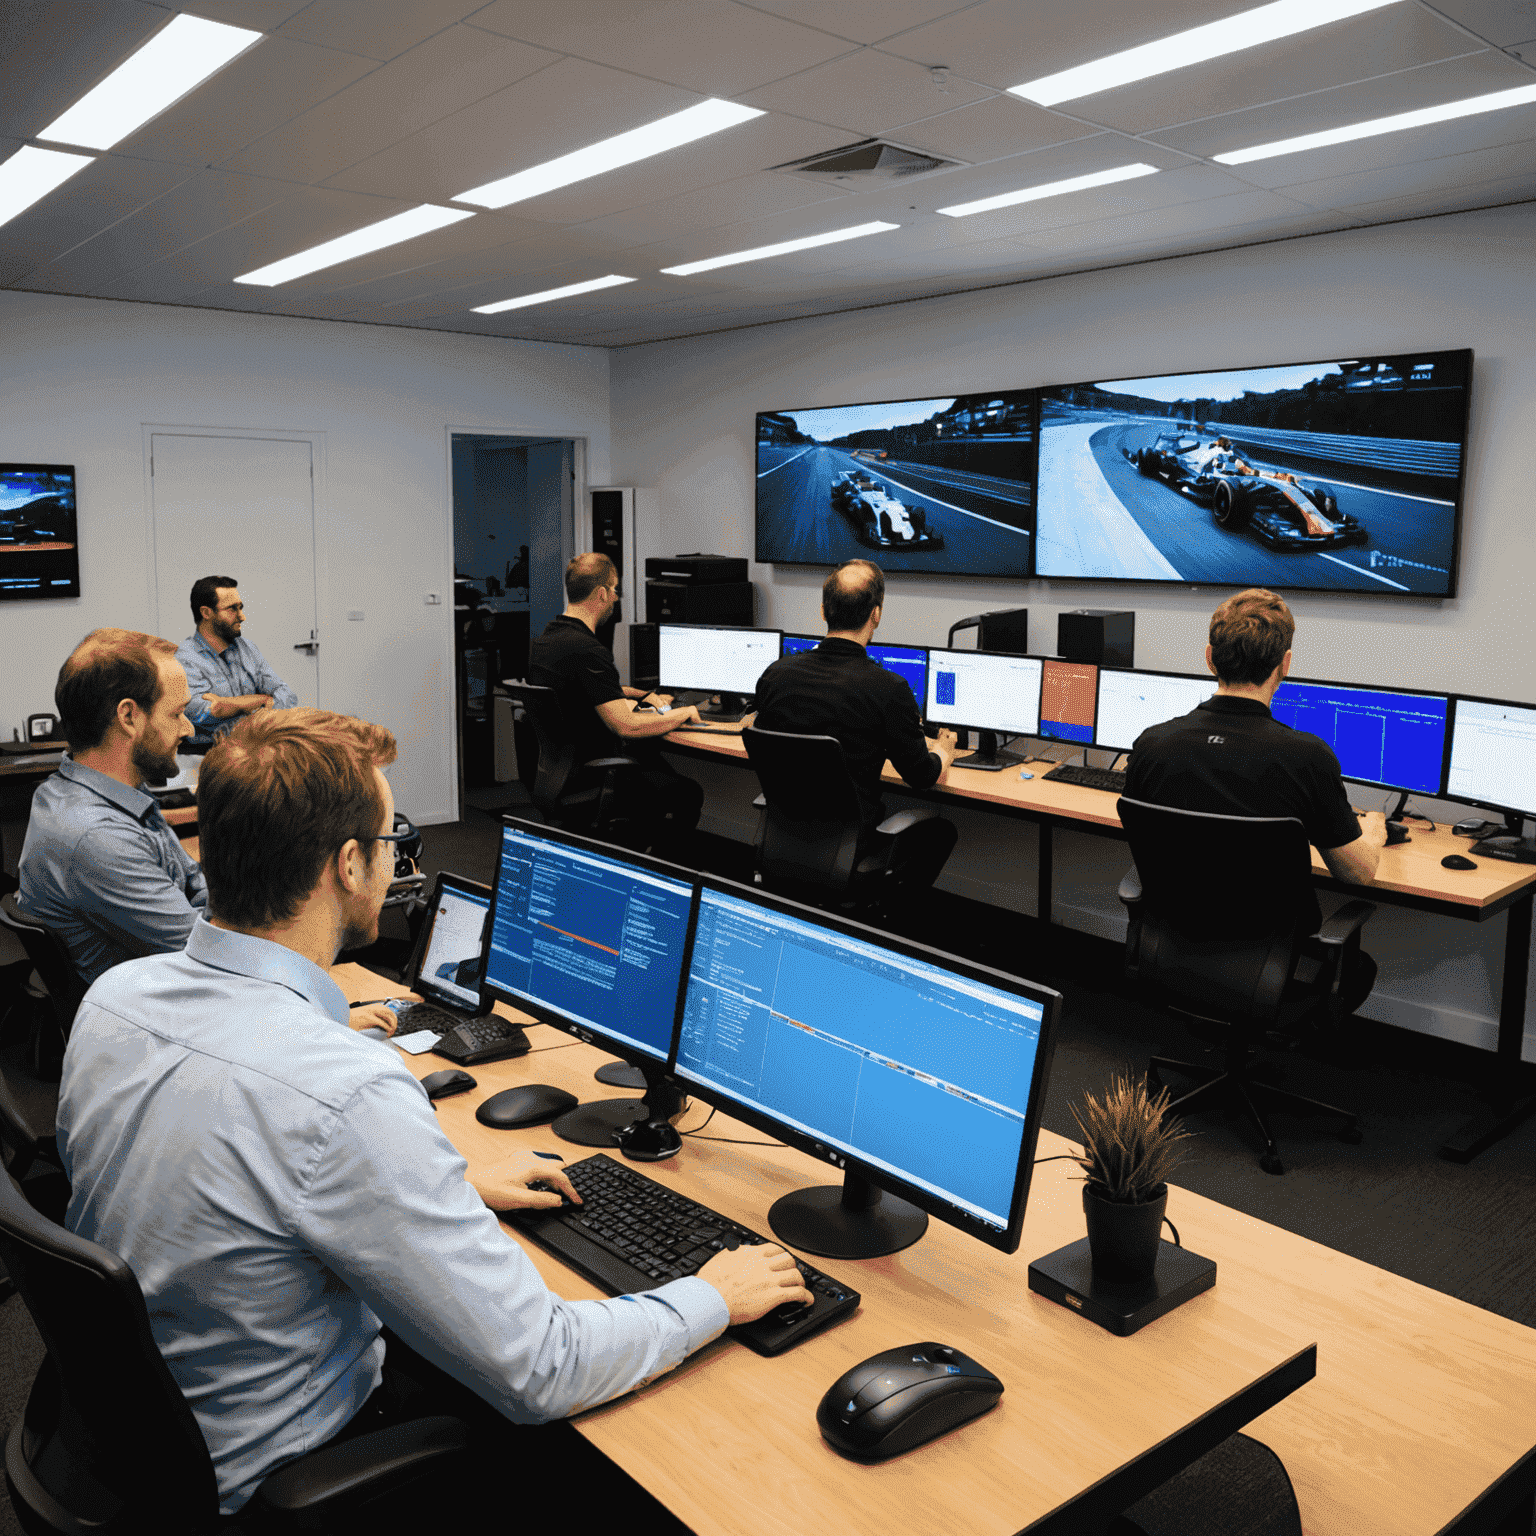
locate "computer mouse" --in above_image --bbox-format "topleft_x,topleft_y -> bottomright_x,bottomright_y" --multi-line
1442,854 -> 1478,870
476,1083 -> 579,1129
816,1342 -> 1002,1460
420,1068 -> 476,1101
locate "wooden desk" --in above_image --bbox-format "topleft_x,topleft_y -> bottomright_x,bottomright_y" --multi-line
332,962 -> 1536,1536
665,728 -> 1536,1160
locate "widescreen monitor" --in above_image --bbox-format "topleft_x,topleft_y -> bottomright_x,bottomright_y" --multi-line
1446,697 -> 1536,823
1039,658 -> 1097,746
1095,668 -> 1217,755
1035,348 -> 1470,595
671,880 -> 1060,1259
0,464 -> 79,601
1271,679 -> 1449,796
755,390 -> 1036,578
659,623 -> 780,699
781,633 -> 928,709
925,649 -> 1042,770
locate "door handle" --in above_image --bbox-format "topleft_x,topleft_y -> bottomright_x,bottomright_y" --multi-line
293,629 -> 319,655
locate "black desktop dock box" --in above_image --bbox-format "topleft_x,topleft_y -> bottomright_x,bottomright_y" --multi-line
643,554 -> 748,584
630,622 -> 660,690
645,581 -> 754,626
1058,610 -> 1135,669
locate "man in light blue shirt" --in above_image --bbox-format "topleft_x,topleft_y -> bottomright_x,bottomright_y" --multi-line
57,707 -> 811,1515
19,628 -> 206,985
176,574 -> 298,745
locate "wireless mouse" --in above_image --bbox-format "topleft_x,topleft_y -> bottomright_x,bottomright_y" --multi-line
420,1068 -> 476,1101
817,1342 -> 1002,1460
476,1083 -> 579,1129
1442,854 -> 1477,870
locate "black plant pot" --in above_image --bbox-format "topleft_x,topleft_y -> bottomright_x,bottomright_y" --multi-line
1083,1183 -> 1167,1281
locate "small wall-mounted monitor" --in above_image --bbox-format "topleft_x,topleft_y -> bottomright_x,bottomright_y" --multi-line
0,464 -> 79,601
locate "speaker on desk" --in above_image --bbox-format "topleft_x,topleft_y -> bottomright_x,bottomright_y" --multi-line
1058,610 -> 1135,669
947,607 -> 1028,653
630,623 -> 660,691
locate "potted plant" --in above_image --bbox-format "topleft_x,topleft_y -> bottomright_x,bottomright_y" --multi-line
1069,1073 -> 1192,1282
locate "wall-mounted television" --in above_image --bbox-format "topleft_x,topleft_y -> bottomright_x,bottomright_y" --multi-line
755,391 -> 1037,578
1035,349 -> 1470,596
0,464 -> 79,601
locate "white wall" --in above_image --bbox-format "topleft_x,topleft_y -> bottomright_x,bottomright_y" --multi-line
611,201 -> 1536,1057
0,292 -> 609,823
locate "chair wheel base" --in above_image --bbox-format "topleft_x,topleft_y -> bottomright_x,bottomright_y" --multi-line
1260,1154 -> 1285,1176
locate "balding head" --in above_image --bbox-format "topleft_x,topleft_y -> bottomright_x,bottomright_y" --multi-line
564,552 -> 617,605
822,559 -> 885,635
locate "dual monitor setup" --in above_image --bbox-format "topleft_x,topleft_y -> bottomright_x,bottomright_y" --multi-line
429,815 -> 1060,1264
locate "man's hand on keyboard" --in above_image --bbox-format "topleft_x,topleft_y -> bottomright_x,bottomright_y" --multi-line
348,1004 -> 398,1037
471,1150 -> 583,1212
697,1242 -> 815,1324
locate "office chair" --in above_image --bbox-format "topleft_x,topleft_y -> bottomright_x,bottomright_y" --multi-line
0,894 -> 83,1079
742,727 -> 949,916
0,1171 -> 470,1535
1116,798 -> 1373,1175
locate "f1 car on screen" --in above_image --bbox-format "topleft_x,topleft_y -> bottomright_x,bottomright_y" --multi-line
831,471 -> 945,551
1124,433 -> 1367,551
0,495 -> 68,545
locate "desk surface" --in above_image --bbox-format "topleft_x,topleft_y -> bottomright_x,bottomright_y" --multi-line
334,963 -> 1536,1536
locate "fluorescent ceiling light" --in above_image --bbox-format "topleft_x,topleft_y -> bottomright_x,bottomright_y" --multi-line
1011,0 -> 1400,107
235,206 -> 475,286
474,275 -> 636,314
455,99 -> 764,210
1215,82 -> 1536,164
661,221 -> 899,276
0,145 -> 95,230
938,164 -> 1159,218
37,13 -> 262,151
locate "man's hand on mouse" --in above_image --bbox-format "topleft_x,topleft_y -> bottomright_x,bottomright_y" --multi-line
470,1150 -> 582,1211
697,1242 -> 814,1323
347,1004 -> 398,1036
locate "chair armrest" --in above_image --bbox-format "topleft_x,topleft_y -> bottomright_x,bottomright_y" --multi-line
1313,900 -> 1376,946
1118,867 -> 1143,906
253,1416 -> 470,1516
587,756 -> 642,771
753,794 -> 766,808
875,806 -> 941,837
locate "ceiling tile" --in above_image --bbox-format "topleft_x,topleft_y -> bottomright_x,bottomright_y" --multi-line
1265,133 -> 1536,208
1420,1 -> 1536,47
741,1 -> 982,46
571,171 -> 851,247
274,0 -> 488,61
468,0 -> 855,95
1016,186 -> 1316,253
181,2 -> 313,29
885,91 -> 1100,164
218,25 -> 558,183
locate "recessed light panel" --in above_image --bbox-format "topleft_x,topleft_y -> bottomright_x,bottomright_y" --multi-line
235,206 -> 475,287
938,164 -> 1159,218
37,13 -> 263,151
474,275 -> 637,314
0,146 -> 95,230
661,221 -> 899,276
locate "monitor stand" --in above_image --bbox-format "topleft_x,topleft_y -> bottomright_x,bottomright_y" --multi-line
1472,812 -> 1536,864
553,1063 -> 683,1153
953,729 -> 1027,774
697,690 -> 750,723
768,1169 -> 928,1259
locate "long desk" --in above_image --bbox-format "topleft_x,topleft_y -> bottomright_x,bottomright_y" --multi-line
664,728 -> 1536,1161
334,962 -> 1536,1536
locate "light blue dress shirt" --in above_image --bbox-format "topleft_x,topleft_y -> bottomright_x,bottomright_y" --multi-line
17,756 -> 206,984
56,919 -> 728,1514
176,631 -> 299,739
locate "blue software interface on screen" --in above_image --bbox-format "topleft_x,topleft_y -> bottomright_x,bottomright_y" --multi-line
1270,681 -> 1448,793
484,826 -> 694,1061
675,889 -> 1046,1230
781,634 -> 927,708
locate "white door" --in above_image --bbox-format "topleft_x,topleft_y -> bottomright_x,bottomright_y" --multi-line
149,434 -> 319,705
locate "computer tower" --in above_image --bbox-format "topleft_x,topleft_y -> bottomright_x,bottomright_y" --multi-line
644,581 -> 754,626
1058,610 -> 1135,669
946,607 -> 1028,653
643,554 -> 748,584
629,622 -> 660,690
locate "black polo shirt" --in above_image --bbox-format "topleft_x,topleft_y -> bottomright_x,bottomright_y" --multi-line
752,637 -> 941,834
528,614 -> 627,767
1124,694 -> 1362,855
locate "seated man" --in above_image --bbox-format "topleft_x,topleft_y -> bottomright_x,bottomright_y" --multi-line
751,559 -> 960,900
57,708 -> 809,1516
18,628 -> 206,984
176,574 -> 298,746
529,552 -> 704,851
1123,586 -> 1385,1012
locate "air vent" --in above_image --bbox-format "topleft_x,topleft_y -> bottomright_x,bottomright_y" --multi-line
771,139 -> 964,186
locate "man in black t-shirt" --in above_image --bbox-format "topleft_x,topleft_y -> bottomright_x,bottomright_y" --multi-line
1124,587 -> 1385,1010
752,560 -> 959,897
528,553 -> 703,851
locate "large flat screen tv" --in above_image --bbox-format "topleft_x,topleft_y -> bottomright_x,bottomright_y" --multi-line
1035,349 -> 1470,596
755,391 -> 1036,578
0,464 -> 79,601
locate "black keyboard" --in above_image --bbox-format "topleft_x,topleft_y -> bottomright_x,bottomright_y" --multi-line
431,1015 -> 532,1065
1041,763 -> 1128,794
510,1154 -> 860,1356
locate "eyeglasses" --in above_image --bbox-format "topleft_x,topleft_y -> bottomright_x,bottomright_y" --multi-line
374,824 -> 416,847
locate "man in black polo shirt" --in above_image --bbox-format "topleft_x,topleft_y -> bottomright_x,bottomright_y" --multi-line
752,559 -> 959,899
1124,587 -> 1385,1010
529,553 -> 704,851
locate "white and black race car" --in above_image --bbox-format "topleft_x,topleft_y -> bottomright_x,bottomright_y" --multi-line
830,471 -> 944,551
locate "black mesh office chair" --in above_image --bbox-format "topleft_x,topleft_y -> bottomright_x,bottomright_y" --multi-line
0,1171 -> 470,1535
1116,798 -> 1373,1175
742,727 -> 951,915
0,893 -> 83,1079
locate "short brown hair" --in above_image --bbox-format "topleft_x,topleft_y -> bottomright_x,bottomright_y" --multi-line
1209,588 -> 1295,686
55,628 -> 177,751
197,709 -> 398,930
822,560 -> 885,632
565,552 -> 616,604
190,575 -> 238,626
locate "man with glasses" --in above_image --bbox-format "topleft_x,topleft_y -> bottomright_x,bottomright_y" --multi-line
176,574 -> 298,746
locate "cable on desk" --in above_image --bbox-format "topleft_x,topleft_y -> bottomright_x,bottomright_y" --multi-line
678,1104 -> 784,1147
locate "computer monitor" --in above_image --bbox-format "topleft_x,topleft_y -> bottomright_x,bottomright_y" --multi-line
407,872 -> 492,1018
1446,696 -> 1536,849
1270,678 -> 1449,800
1039,658 -> 1098,746
658,624 -> 780,715
671,881 -> 1059,1260
781,633 -> 929,710
924,648 -> 1042,770
1094,668 -> 1217,755
481,818 -> 698,1145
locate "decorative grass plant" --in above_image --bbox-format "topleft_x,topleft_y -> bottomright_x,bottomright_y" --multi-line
1069,1073 -> 1192,1205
